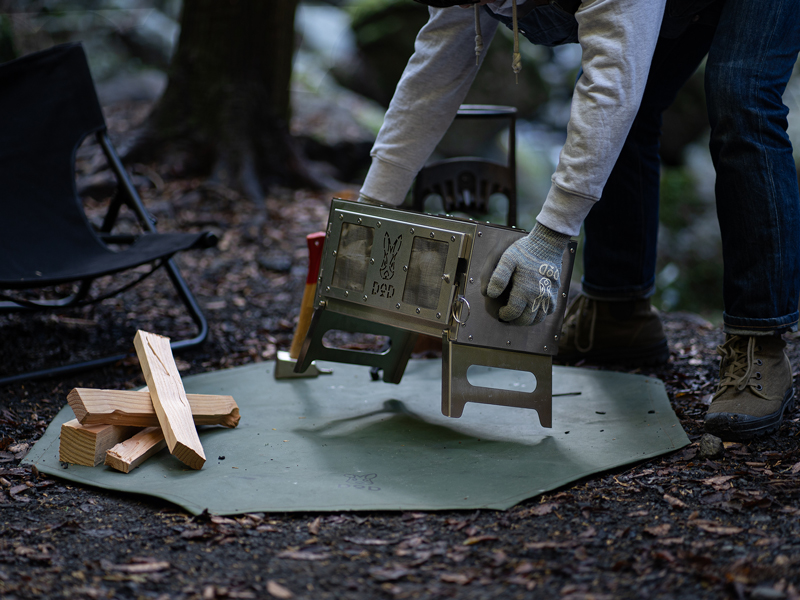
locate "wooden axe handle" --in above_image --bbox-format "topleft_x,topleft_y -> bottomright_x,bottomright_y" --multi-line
289,231 -> 326,359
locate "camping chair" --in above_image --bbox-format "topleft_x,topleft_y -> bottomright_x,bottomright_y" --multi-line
412,104 -> 517,227
0,42 -> 217,385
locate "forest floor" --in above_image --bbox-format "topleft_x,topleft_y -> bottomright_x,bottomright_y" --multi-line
1,100 -> 800,600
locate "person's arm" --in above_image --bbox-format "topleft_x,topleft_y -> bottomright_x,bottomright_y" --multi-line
360,7 -> 499,206
537,0 -> 666,236
489,0 -> 666,325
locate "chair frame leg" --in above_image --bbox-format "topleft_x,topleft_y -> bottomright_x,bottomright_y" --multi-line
0,133 -> 209,386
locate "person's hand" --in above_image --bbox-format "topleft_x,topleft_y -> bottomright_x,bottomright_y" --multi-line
486,222 -> 570,326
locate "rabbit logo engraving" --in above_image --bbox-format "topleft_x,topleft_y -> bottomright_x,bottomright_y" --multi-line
380,232 -> 402,281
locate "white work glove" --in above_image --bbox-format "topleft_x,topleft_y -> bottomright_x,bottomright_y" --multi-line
487,222 -> 570,326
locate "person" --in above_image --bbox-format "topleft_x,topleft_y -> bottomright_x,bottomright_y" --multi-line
358,0 -> 799,441
557,0 -> 800,442
360,0 -> 670,325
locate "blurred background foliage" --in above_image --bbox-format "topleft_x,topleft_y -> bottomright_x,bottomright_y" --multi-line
1,0 -> 799,320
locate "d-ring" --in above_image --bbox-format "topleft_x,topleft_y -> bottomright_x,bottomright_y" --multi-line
452,295 -> 471,325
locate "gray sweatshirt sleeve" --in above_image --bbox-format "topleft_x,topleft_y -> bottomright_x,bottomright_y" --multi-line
537,0 -> 665,236
360,7 -> 498,206
361,0 -> 665,237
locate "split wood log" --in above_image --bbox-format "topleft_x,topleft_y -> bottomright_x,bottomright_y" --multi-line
105,427 -> 166,473
59,419 -> 140,467
67,388 -> 239,428
133,330 -> 206,469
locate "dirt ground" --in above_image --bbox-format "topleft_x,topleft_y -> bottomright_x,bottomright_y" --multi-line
2,101 -> 800,600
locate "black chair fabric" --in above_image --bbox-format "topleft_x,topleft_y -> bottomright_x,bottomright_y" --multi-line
0,42 -> 214,384
0,42 -> 204,289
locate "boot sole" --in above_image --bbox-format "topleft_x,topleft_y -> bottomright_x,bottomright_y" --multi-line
554,339 -> 670,367
704,388 -> 796,442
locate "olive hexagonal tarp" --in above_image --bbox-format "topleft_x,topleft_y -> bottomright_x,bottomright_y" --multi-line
25,360 -> 688,515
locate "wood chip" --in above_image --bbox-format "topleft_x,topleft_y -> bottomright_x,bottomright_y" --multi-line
68,388 -> 239,428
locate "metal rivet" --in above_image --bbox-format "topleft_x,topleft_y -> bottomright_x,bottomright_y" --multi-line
370,258 -> 375,264
403,265 -> 408,272
562,292 -> 567,298
468,335 -> 473,341
506,341 -> 511,346
441,274 -> 450,283
356,218 -> 362,224
478,231 -> 483,237
410,228 -> 415,234
570,247 -> 575,254
469,277 -> 474,284
430,232 -> 435,238
544,345 -> 548,351
436,312 -> 441,319
396,303 -> 401,309
325,286 -> 331,292
416,308 -> 421,314
376,221 -> 382,228
319,300 -> 327,308
363,295 -> 368,301
451,236 -> 456,242
332,251 -> 337,257
554,335 -> 559,341
339,214 -> 343,220
345,290 -> 349,296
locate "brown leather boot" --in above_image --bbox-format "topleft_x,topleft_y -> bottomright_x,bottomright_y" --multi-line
704,334 -> 795,441
555,294 -> 669,365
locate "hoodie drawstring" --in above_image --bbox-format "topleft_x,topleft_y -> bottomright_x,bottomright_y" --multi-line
473,0 -> 520,80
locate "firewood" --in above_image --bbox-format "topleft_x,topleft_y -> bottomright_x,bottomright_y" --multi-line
133,330 -> 206,469
67,388 -> 239,428
59,419 -> 140,467
104,427 -> 166,473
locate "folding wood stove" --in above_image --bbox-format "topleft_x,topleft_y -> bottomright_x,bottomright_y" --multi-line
295,199 -> 576,427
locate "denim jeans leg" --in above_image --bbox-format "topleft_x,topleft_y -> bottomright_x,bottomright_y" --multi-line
705,0 -> 800,335
581,22 -> 717,300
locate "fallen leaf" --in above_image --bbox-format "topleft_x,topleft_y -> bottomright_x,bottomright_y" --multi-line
342,537 -> 393,546
266,580 -> 293,599
663,494 -> 688,509
511,563 -> 534,577
657,537 -> 685,546
307,517 -> 321,536
368,566 -> 410,582
181,529 -> 207,539
440,572 -> 473,585
107,561 -> 170,573
529,503 -> 559,516
692,520 -> 743,536
524,540 -> 576,550
463,535 -> 498,545
644,523 -> 672,537
9,484 -> 29,496
277,550 -> 331,561
702,475 -> 735,489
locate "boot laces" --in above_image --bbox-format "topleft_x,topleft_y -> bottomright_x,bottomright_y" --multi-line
565,295 -> 596,353
714,335 -> 767,400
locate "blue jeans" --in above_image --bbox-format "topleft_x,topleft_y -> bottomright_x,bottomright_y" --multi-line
581,0 -> 800,335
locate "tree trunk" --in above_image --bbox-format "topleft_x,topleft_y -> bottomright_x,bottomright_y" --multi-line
129,0 -> 322,200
